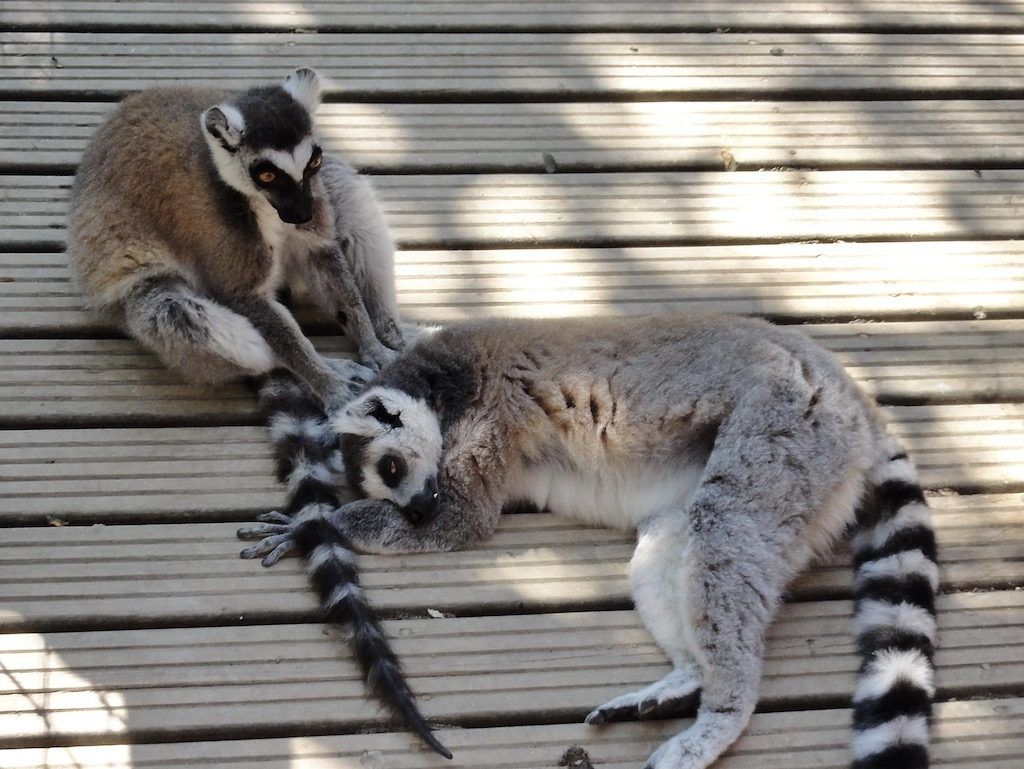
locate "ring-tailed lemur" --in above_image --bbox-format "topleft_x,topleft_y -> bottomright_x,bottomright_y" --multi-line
68,68 -> 401,406
238,373 -> 451,759
239,314 -> 937,769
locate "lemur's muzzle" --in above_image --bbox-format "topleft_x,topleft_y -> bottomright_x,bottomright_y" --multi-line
402,476 -> 439,527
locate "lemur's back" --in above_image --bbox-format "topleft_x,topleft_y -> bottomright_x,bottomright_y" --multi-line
68,88 -> 253,308
426,313 -> 879,449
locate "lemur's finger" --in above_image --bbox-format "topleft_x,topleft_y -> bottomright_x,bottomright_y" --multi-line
261,540 -> 297,567
237,522 -> 289,540
257,510 -> 292,525
239,533 -> 293,558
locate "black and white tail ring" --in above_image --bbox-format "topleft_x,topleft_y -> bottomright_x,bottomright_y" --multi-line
849,449 -> 938,769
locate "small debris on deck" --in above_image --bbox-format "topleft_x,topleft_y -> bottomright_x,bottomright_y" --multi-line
559,745 -> 595,769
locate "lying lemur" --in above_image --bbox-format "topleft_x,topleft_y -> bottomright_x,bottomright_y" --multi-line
240,314 -> 937,769
68,68 -> 399,405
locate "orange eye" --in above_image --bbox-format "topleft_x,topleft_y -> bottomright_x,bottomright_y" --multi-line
308,153 -> 322,170
258,170 -> 276,184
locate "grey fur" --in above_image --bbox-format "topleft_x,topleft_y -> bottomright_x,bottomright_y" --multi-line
67,69 -> 401,406
246,314 -> 937,769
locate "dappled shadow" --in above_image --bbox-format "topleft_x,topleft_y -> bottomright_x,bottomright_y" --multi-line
3,0 -> 1024,767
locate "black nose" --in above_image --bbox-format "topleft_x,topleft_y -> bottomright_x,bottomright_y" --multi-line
278,203 -> 313,225
402,477 -> 439,527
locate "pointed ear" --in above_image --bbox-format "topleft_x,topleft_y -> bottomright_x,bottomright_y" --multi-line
201,105 -> 245,151
282,67 -> 322,111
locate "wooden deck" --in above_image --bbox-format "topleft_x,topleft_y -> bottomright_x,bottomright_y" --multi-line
1,2 -> 1023,766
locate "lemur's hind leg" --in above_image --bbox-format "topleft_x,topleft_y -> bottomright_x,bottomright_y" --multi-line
122,273 -> 275,384
587,511 -> 702,725
640,379 -> 860,769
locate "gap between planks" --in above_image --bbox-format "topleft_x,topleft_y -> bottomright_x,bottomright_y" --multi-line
6,170 -> 1024,250
8,100 -> 1024,172
0,696 -> 1020,768
4,241 -> 1024,336
0,319 -> 1022,426
8,0 -> 1024,33
0,492 -> 1019,629
0,590 -> 1019,745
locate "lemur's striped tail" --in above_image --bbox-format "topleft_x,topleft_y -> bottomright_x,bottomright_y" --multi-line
849,444 -> 938,769
258,373 -> 452,760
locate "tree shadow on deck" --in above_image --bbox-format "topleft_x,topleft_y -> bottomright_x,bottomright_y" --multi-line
3,0 -> 1024,767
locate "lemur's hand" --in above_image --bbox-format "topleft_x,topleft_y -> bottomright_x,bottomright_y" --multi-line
237,511 -> 298,566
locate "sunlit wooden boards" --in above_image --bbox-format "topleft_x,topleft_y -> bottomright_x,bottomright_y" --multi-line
5,33 -> 1024,97
0,697 -> 1019,768
8,100 -> 1024,172
6,1 -> 1024,31
0,591 -> 1019,743
0,493 -> 1020,628
1,403 -> 1022,523
5,170 -> 1024,250
5,243 -> 1024,335
0,321 -> 1022,424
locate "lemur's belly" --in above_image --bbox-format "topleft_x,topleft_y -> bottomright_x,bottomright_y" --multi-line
508,459 -> 706,530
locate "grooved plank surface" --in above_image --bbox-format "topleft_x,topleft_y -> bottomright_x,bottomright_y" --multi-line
10,100 -> 1024,171
6,170 -> 1024,248
4,242 -> 1023,334
0,493 -> 1018,628
0,696 -> 1020,769
6,33 -> 1024,97
3,0 -> 1024,763
0,320 -> 1020,423
0,403 -> 1022,522
0,591 -> 1018,743
7,1 -> 1024,31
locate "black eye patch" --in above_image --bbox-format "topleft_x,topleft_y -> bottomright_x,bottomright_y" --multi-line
249,161 -> 288,188
376,454 -> 407,489
304,146 -> 323,176
366,398 -> 403,429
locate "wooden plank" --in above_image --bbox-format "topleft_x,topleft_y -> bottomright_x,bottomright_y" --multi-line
0,402 -> 1021,523
0,696 -> 1020,768
0,320 -> 1020,424
5,32 -> 1024,98
0,337 -> 352,425
7,170 -> 1024,249
7,1 -> 1024,32
0,492 -> 1017,628
11,100 -> 1024,171
4,241 -> 1023,334
0,590 -> 1017,743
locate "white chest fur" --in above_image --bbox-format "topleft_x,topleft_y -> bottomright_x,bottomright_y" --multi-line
252,199 -> 290,295
507,458 -> 706,530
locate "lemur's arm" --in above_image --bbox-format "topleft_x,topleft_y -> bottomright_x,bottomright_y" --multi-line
304,246 -> 400,371
218,292 -> 366,407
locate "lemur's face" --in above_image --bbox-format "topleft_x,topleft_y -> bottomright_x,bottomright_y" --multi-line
201,68 -> 324,225
333,387 -> 444,527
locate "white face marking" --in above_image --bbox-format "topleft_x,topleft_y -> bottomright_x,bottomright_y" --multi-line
334,387 -> 443,507
263,138 -> 314,183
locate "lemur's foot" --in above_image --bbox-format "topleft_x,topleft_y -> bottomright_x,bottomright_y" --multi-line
325,357 -> 375,386
360,341 -> 400,372
585,667 -> 702,725
237,512 -> 298,566
376,317 -> 405,350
